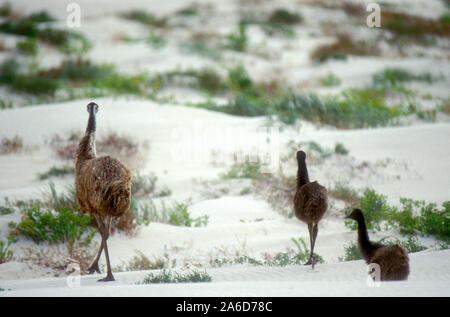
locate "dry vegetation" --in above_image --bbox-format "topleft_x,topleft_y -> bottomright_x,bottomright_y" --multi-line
0,135 -> 23,154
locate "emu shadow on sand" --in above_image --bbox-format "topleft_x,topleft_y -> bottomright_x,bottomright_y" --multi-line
75,102 -> 132,282
346,209 -> 410,281
293,150 -> 328,267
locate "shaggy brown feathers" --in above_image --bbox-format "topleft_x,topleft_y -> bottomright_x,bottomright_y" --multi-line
346,209 -> 410,281
293,150 -> 328,266
74,102 -> 132,282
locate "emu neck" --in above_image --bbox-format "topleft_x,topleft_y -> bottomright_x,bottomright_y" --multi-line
75,111 -> 97,165
297,159 -> 310,188
86,108 -> 96,134
356,216 -> 376,262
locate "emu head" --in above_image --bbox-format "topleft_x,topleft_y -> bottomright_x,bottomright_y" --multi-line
87,102 -> 99,114
296,150 -> 306,162
345,208 -> 364,221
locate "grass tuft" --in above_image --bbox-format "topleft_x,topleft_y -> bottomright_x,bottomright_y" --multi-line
138,269 -> 212,284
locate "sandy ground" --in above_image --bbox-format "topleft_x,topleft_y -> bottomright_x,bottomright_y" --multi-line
0,0 -> 449,297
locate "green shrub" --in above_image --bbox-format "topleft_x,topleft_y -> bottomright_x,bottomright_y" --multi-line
390,199 -> 450,242
220,158 -> 264,179
329,182 -> 360,205
138,269 -> 212,284
122,10 -> 167,28
268,9 -> 303,25
338,241 -> 362,261
345,189 -> 450,243
133,200 -> 208,227
320,73 -> 341,87
16,38 -> 38,55
38,166 -> 75,180
9,206 -> 96,245
226,22 -> 248,51
0,235 -> 13,264
345,189 -> 393,231
372,68 -> 436,91
334,142 -> 349,155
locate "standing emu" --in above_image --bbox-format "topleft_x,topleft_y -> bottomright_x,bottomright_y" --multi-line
293,150 -> 328,266
75,102 -> 132,282
346,209 -> 409,281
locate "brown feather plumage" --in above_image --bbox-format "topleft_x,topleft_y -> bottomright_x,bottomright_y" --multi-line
293,150 -> 328,266
74,102 -> 132,282
346,209 -> 410,281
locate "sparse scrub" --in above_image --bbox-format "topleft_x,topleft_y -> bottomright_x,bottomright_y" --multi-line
178,39 -> 222,60
20,241 -> 98,273
0,234 -> 14,264
152,68 -> 226,95
226,22 -> 248,52
132,200 -> 208,227
38,166 -> 75,180
372,68 -> 437,91
0,10 -> 90,53
338,241 -> 362,261
220,158 -> 265,179
344,189 -> 450,243
290,89 -> 405,129
121,10 -> 167,28
320,73 -> 341,87
115,251 -> 168,272
329,182 -> 360,205
0,98 -> 13,109
0,57 -> 149,99
0,135 -> 23,154
50,130 -> 141,162
9,205 -> 96,246
268,9 -> 303,25
16,38 -> 38,55
138,269 -> 212,284
311,33 -> 380,63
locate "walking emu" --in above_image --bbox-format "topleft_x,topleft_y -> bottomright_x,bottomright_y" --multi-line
293,150 -> 328,266
346,209 -> 410,281
75,102 -> 132,282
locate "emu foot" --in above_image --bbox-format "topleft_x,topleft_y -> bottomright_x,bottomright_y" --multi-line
98,274 -> 115,282
87,261 -> 101,274
304,254 -> 316,266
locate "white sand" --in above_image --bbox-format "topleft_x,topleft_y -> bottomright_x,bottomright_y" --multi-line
0,0 -> 449,297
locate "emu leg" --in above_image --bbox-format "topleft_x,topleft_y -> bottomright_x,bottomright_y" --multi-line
87,215 -> 105,274
310,224 -> 319,268
304,223 -> 314,265
98,216 -> 115,282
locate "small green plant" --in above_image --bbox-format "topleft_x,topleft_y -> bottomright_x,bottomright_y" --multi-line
138,269 -> 212,284
338,241 -> 362,261
220,158 -> 264,179
16,38 -> 38,55
121,10 -> 167,28
268,9 -> 303,25
115,251 -> 168,272
132,200 -> 208,227
334,142 -> 349,155
345,189 -> 393,231
398,236 -> 427,253
9,205 -> 96,246
226,22 -> 248,51
371,68 -> 437,90
38,166 -> 75,180
320,73 -> 341,87
329,182 -> 360,205
0,234 -> 14,264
